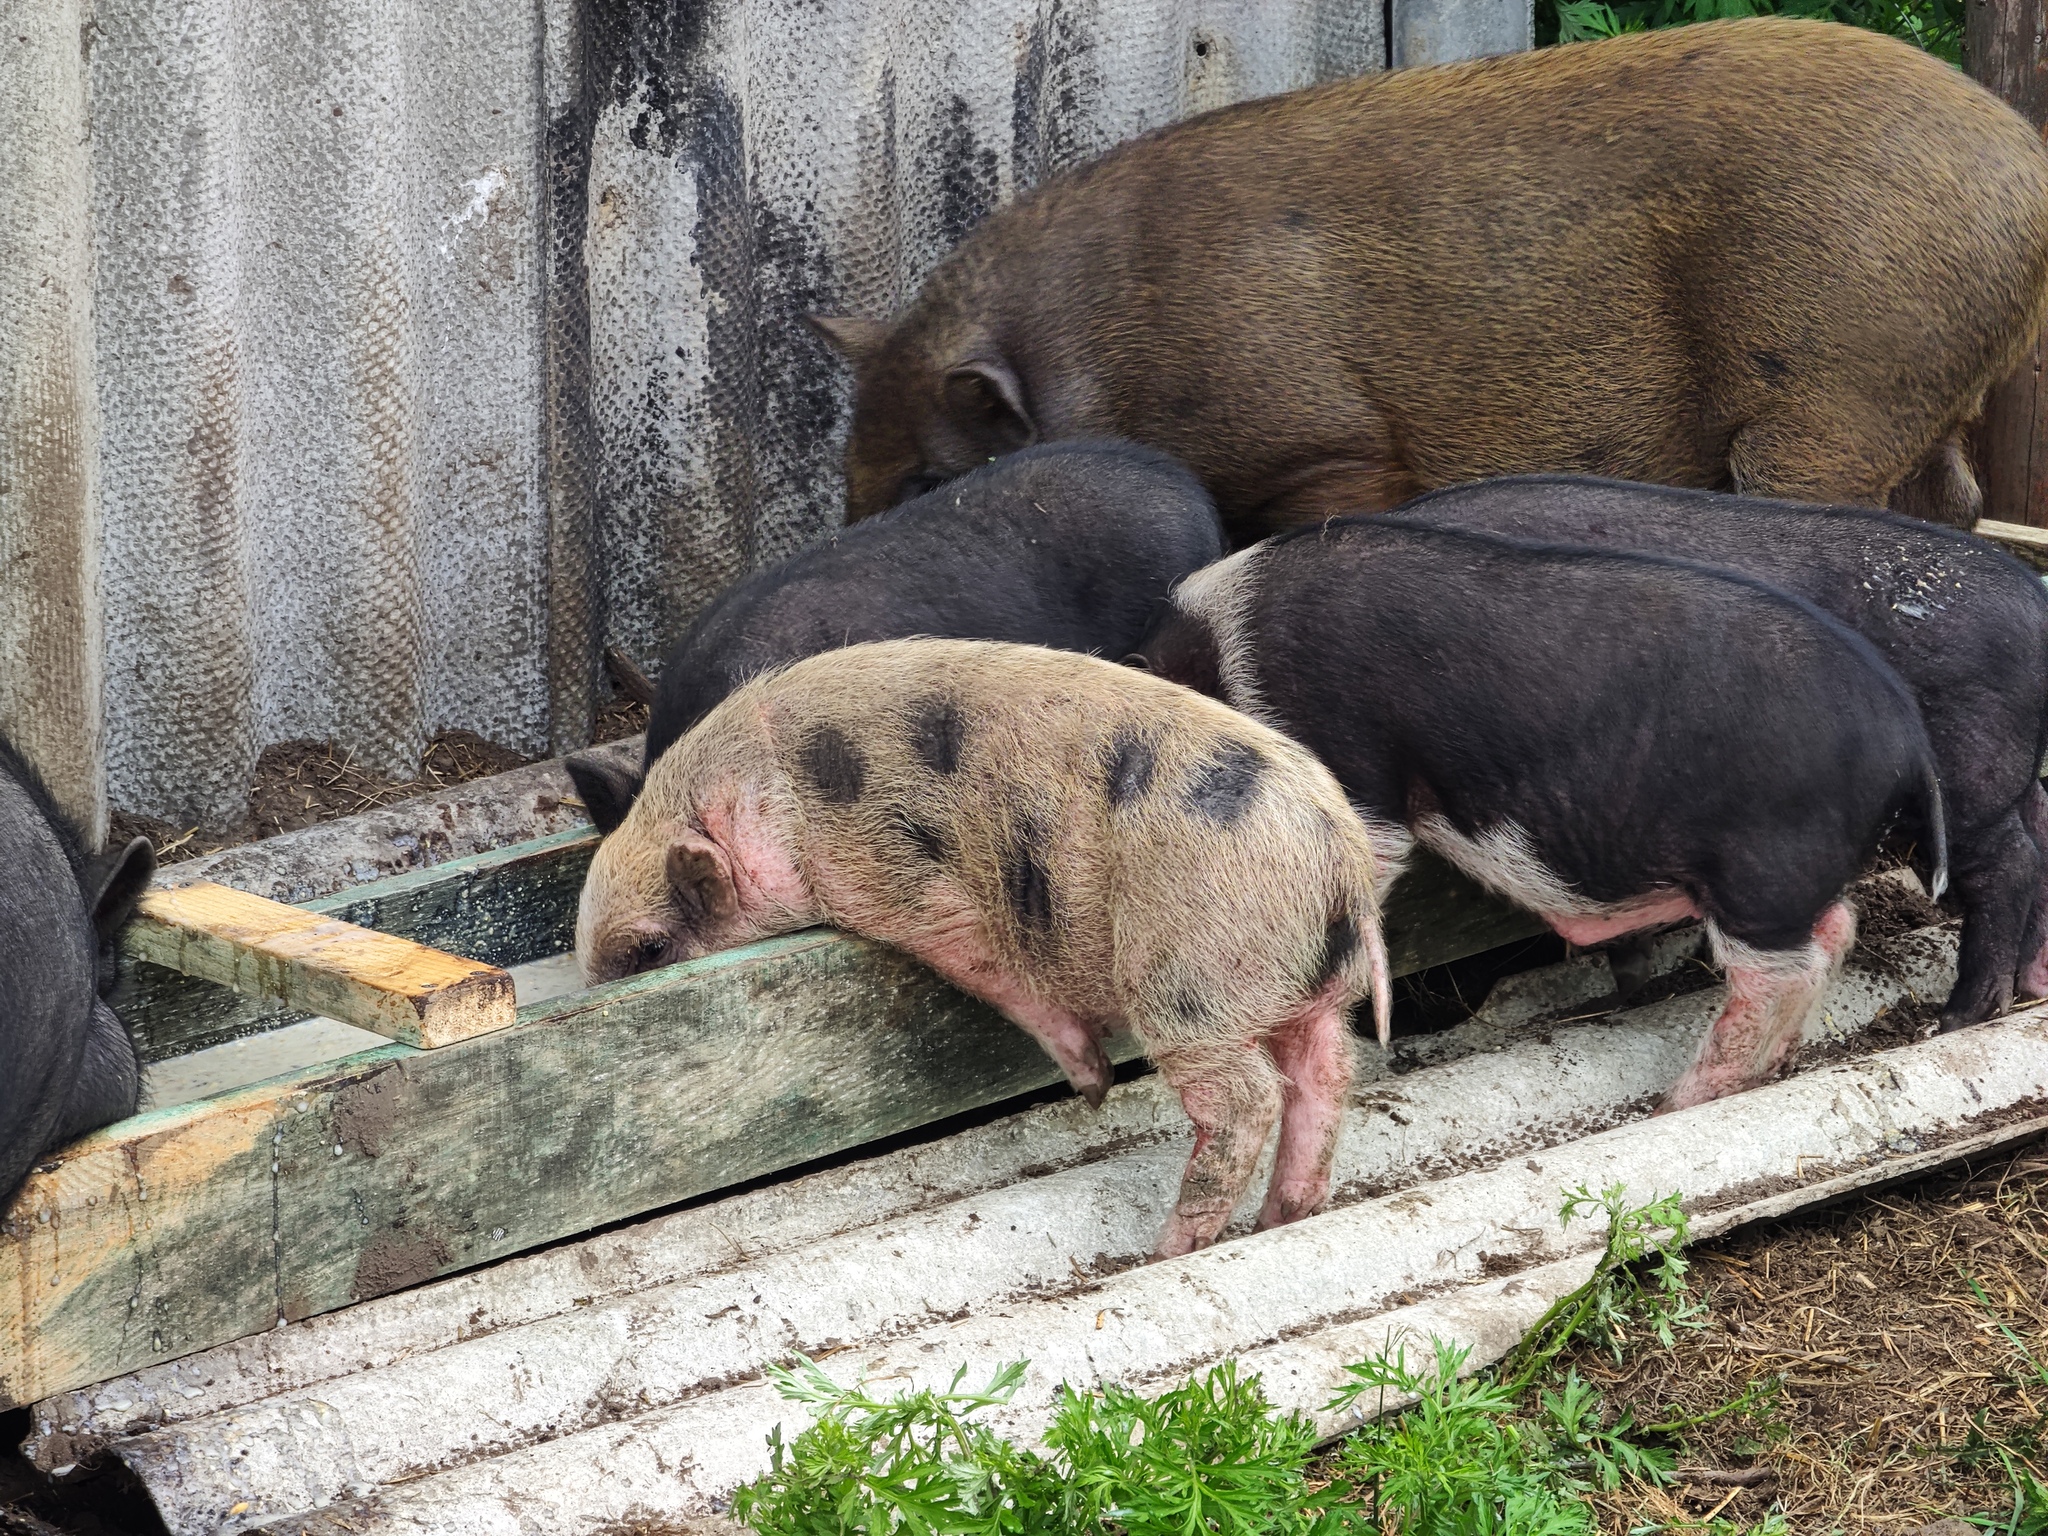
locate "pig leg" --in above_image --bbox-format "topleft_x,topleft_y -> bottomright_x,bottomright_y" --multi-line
1658,902 -> 1855,1113
1152,1042 -> 1285,1259
2016,781 -> 2048,1000
1887,432 -> 1982,529
1940,809 -> 2037,1029
892,925 -> 1115,1107
1726,418 -> 1889,508
1255,993 -> 1354,1232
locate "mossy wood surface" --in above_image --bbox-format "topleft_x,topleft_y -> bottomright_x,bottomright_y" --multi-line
4,834 -> 1536,1409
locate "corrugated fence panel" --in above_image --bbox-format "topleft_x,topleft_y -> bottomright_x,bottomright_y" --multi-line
575,0 -> 1388,679
92,0 -> 550,825
3,0 -> 1529,827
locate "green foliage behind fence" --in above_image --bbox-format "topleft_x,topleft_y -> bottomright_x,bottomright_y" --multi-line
1536,0 -> 1963,65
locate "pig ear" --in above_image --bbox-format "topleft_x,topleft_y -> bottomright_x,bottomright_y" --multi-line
943,357 -> 1036,456
86,836 -> 156,946
666,834 -> 738,922
807,315 -> 888,369
566,753 -> 645,837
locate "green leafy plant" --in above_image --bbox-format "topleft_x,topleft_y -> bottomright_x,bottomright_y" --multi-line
730,1185 -> 1774,1535
1538,0 -> 1962,65
729,1358 -> 1071,1536
1046,1363 -> 1369,1535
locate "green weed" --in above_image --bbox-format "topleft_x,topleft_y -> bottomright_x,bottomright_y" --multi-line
1537,0 -> 1962,66
730,1186 -> 1784,1534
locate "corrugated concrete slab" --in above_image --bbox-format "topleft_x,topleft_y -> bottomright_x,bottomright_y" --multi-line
32,924 -> 2024,1535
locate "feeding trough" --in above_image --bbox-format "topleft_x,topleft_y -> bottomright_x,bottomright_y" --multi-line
0,775 -> 1545,1413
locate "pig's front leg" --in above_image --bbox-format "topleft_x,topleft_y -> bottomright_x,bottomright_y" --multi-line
1657,902 -> 1855,1113
893,917 -> 1115,1108
1152,1044 -> 1285,1259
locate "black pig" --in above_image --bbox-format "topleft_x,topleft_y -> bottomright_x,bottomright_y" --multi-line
1139,521 -> 1947,1112
0,736 -> 154,1205
570,442 -> 1222,832
1389,475 -> 2048,1029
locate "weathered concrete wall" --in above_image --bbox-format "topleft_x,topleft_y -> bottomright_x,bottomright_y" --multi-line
0,0 -> 105,838
2,0 -> 1527,829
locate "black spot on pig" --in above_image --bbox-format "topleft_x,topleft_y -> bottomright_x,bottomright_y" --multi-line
1169,989 -> 1210,1025
1003,816 -> 1056,939
894,810 -> 949,863
1752,351 -> 1791,382
800,727 -> 866,804
1184,740 -> 1265,826
1103,727 -> 1157,807
910,696 -> 965,775
1312,913 -> 1359,992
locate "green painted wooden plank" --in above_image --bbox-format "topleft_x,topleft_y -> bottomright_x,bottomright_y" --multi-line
9,848 -> 1541,1409
2,930 -> 1061,1409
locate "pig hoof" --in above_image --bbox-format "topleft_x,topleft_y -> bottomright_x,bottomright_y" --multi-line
1077,1080 -> 1110,1110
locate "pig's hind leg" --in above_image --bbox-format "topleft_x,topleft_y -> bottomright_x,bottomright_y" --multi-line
1256,990 -> 1354,1232
1659,901 -> 1855,1114
1151,1042 -> 1286,1259
1940,806 -> 2036,1029
2015,781 -> 2048,1001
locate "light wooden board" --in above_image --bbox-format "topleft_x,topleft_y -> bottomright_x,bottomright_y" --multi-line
117,828 -> 597,1061
1976,517 -> 2048,572
131,884 -> 516,1050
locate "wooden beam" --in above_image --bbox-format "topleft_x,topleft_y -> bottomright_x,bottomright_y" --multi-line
0,931 -> 1059,1410
1977,516 -> 2048,573
115,828 -> 1536,1063
116,826 -> 597,1062
0,846 -> 1540,1408
130,883 -> 516,1049
1970,0 -> 2048,527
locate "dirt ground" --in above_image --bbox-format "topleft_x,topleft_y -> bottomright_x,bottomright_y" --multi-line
107,681 -> 650,865
1577,1140 -> 2048,1533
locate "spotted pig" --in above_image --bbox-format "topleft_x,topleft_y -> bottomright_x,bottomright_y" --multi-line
1139,522 -> 1948,1114
574,638 -> 1391,1257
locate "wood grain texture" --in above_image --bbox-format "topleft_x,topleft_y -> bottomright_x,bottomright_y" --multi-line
117,828 -> 597,1061
0,932 -> 1064,1409
1969,0 -> 2048,528
1977,516 -> 2048,572
131,884 -> 516,1049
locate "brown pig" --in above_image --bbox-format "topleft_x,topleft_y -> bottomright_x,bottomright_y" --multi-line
574,638 -> 1392,1257
814,18 -> 2048,538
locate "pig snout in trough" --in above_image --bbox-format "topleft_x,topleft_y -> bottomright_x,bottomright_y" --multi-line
815,18 -> 2048,539
1139,522 -> 1948,1114
1391,474 -> 2048,1032
563,441 -> 1222,835
573,638 -> 1393,1257
0,735 -> 154,1206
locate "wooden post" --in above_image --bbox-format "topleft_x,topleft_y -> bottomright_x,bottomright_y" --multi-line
1971,0 -> 2048,526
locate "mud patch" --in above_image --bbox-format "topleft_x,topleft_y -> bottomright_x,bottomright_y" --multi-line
351,1228 -> 455,1302
333,1065 -> 409,1158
